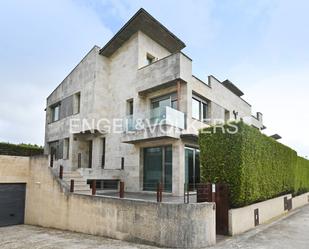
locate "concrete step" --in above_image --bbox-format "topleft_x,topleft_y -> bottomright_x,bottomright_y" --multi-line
63,177 -> 85,182
73,185 -> 91,191
63,173 -> 82,178
75,190 -> 92,195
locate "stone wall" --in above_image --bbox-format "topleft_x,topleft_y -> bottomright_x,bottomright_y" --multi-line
0,155 -> 216,248
229,194 -> 292,235
292,192 -> 309,209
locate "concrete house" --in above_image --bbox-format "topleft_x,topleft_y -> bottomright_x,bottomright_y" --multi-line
44,8 -> 264,196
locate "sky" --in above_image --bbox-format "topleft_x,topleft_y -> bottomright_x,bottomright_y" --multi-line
0,0 -> 308,157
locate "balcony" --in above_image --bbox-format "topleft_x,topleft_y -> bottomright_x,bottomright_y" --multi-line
122,106 -> 185,143
136,52 -> 192,96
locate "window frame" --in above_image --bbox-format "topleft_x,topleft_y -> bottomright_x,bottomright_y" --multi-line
50,102 -> 61,122
151,92 -> 177,110
127,99 -> 134,115
191,95 -> 209,123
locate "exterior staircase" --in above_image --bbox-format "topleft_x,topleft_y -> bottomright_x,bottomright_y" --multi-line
62,170 -> 92,195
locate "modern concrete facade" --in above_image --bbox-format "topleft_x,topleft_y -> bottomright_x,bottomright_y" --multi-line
44,8 -> 264,196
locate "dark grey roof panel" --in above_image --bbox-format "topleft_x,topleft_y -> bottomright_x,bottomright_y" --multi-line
100,8 -> 186,57
222,79 -> 244,97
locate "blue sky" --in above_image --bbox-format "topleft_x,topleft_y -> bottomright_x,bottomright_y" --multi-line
0,0 -> 308,157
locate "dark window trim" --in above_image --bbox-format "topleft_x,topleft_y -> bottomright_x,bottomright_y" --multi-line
101,137 -> 106,169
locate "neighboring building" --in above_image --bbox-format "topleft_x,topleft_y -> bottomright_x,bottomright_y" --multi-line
44,8 -> 264,196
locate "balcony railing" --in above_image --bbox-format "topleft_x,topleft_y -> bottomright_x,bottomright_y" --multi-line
150,106 -> 185,129
123,106 -> 185,132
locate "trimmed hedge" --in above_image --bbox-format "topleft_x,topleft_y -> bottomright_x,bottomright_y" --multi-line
199,122 -> 309,208
0,142 -> 44,157
295,156 -> 309,195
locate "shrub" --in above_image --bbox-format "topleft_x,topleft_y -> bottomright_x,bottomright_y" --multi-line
0,142 -> 44,157
199,122 -> 309,208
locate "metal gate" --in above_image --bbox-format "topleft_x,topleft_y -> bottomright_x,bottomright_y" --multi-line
0,183 -> 26,227
197,183 -> 229,235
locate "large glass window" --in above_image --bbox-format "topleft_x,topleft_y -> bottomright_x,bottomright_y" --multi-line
151,93 -> 177,110
192,96 -> 209,122
143,145 -> 172,192
192,98 -> 200,120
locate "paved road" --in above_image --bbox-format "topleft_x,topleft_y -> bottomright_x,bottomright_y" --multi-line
0,205 -> 309,249
0,225 -> 157,249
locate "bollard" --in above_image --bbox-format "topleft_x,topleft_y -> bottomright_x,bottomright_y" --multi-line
59,165 -> 63,179
157,182 -> 163,202
119,181 -> 124,198
70,179 -> 74,193
157,183 -> 160,202
50,154 -> 54,168
184,183 -> 189,204
212,183 -> 216,202
92,180 -> 96,196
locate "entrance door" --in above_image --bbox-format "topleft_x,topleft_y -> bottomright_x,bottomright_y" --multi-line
143,145 -> 172,192
185,147 -> 200,190
0,183 -> 26,227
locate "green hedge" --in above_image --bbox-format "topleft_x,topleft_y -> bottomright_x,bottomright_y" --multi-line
199,122 -> 309,208
0,142 -> 44,157
295,156 -> 309,195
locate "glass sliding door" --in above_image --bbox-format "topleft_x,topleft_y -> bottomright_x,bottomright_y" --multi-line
185,147 -> 200,191
164,146 -> 173,191
143,145 -> 172,192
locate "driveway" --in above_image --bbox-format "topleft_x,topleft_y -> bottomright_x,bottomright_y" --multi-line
0,205 -> 309,249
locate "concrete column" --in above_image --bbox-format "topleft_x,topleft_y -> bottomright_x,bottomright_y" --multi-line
172,140 -> 185,196
91,137 -> 102,170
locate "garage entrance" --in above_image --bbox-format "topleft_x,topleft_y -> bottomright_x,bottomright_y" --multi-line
0,183 -> 26,227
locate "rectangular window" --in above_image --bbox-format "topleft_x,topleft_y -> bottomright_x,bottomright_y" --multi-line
151,93 -> 177,110
49,140 -> 63,160
192,98 -> 200,120
51,103 -> 60,122
192,95 -> 209,122
127,99 -> 133,115
202,102 -> 208,121
73,92 -> 81,114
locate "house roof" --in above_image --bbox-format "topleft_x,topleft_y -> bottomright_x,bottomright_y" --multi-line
222,79 -> 244,97
99,8 -> 186,57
